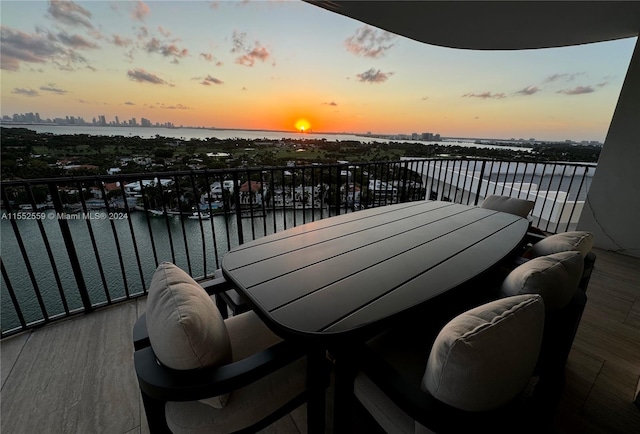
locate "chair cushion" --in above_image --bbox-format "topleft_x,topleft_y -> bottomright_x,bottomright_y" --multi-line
166,358 -> 307,434
225,310 -> 282,362
146,262 -> 232,408
479,195 -> 534,218
500,251 -> 584,310
523,231 -> 593,259
422,294 -> 544,412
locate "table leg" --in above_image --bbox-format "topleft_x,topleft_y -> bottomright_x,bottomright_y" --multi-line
333,352 -> 356,434
306,347 -> 326,434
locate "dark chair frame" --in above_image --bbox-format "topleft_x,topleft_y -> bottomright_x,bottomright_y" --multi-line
516,232 -> 596,381
479,233 -> 593,408
206,270 -> 250,319
349,238 -> 596,432
536,289 -> 587,379
350,343 -> 545,434
133,278 -> 316,434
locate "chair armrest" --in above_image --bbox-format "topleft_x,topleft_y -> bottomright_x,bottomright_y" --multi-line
354,344 -> 520,433
523,231 -> 546,245
198,275 -> 235,295
134,340 -> 305,402
580,251 -> 596,292
133,314 -> 150,351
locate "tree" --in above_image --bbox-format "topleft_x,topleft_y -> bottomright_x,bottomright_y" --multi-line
154,148 -> 174,159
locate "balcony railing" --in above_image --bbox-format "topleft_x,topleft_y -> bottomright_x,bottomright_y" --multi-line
0,158 -> 594,337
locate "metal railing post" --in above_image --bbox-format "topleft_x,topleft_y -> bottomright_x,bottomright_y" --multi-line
474,160 -> 487,205
566,165 -> 590,232
48,182 -> 93,313
1,258 -> 27,330
232,171 -> 244,245
401,161 -> 409,203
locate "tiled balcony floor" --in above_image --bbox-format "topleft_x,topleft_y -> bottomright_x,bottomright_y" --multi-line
1,248 -> 639,433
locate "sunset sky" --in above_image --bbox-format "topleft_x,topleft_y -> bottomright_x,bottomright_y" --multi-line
1,0 -> 637,141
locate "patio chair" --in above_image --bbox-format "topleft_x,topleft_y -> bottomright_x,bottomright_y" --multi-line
479,194 -> 535,218
351,294 -> 546,434
133,262 -> 318,433
521,230 -> 596,293
499,251 -> 586,381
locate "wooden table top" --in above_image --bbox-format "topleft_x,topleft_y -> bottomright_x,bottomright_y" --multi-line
222,201 -> 528,341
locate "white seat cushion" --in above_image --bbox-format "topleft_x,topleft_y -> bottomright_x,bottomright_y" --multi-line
166,357 -> 307,434
146,262 -> 232,408
224,310 -> 282,362
422,294 -> 544,412
500,251 -> 584,310
480,195 -> 534,218
523,231 -> 593,259
166,310 -> 297,433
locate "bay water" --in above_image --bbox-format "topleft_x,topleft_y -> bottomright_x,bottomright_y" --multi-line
1,124 -> 532,152
0,207 -> 324,332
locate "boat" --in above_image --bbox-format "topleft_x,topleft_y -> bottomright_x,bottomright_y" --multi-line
240,211 -> 266,219
165,210 -> 184,216
198,200 -> 225,214
148,209 -> 165,217
187,212 -> 210,220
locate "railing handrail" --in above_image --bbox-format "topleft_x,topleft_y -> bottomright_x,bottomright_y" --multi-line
0,158 -> 597,186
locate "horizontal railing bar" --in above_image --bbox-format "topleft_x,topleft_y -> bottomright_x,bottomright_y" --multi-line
0,159 -> 597,187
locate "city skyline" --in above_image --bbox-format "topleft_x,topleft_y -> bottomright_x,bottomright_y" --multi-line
3,110 -> 176,128
1,1 -> 637,141
5,109 -> 607,146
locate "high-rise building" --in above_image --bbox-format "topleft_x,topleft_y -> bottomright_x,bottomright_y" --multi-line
421,132 -> 441,141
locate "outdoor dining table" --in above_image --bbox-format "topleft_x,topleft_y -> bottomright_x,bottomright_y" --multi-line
221,200 -> 529,433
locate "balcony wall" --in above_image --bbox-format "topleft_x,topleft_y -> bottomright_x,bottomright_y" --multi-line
578,37 -> 640,258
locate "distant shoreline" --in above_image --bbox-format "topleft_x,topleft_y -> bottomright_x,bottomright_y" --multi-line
0,122 -> 355,137
0,122 -> 598,146
0,124 -> 535,153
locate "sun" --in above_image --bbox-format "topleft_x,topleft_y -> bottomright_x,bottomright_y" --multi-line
294,118 -> 311,133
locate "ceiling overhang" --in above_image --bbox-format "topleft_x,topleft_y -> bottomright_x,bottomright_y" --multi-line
305,1 -> 640,50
